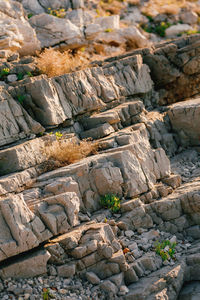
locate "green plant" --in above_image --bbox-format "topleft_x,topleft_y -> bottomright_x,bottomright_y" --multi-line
28,13 -> 33,19
0,68 -> 10,78
100,194 -> 121,213
16,94 -> 25,104
42,288 -> 52,300
55,131 -> 63,140
27,71 -> 33,77
141,21 -> 171,37
17,72 -> 24,80
154,240 -> 176,261
104,28 -> 113,32
155,22 -> 171,37
47,7 -> 66,18
179,30 -> 200,36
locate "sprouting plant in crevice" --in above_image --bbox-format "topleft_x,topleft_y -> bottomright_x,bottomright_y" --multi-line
16,94 -> 25,105
100,194 -> 121,213
27,71 -> 33,77
154,240 -> 176,261
42,288 -> 53,300
17,72 -> 24,81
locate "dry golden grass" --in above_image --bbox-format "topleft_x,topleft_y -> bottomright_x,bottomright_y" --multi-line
36,48 -> 89,77
98,0 -> 126,15
44,139 -> 99,166
142,0 -> 199,16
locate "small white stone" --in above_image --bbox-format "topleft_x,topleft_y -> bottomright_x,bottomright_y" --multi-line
125,230 -> 134,238
7,74 -> 18,83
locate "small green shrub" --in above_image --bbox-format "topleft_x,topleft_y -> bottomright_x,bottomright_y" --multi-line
100,194 -> 121,213
28,13 -> 33,19
27,71 -> 33,77
17,72 -> 24,81
47,7 -> 66,18
155,22 -> 171,37
42,288 -> 52,300
141,21 -> 171,37
154,240 -> 176,261
16,94 -> 25,104
0,68 -> 10,78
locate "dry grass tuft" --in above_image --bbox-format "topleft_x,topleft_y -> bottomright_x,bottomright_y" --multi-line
36,48 -> 89,77
44,139 -> 99,166
142,0 -> 199,16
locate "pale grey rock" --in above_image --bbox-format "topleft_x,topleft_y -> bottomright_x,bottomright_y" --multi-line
86,272 -> 101,285
95,15 -> 120,31
29,13 -> 83,48
80,123 -> 115,140
85,23 -> 102,39
120,26 -> 151,48
100,280 -> 118,294
7,74 -> 18,83
0,0 -> 40,55
165,24 -> 193,37
0,88 -> 44,147
21,0 -> 45,14
57,263 -> 76,278
0,250 -> 50,279
168,98 -> 200,147
180,11 -> 198,25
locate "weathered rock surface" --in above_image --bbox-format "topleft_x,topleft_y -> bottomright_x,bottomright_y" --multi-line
1,34 -> 200,300
0,88 -> 44,147
0,0 -> 40,55
29,13 -> 83,48
168,98 -> 200,147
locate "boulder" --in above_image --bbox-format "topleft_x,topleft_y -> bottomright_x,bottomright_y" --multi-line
165,24 -> 193,37
0,0 -> 40,55
29,13 -> 83,48
0,250 -> 50,279
168,98 -> 200,146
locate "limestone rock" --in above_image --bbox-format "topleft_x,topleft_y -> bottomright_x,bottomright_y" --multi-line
0,250 -> 50,279
165,24 -> 193,37
0,0 -> 40,55
29,13 -> 83,48
0,88 -> 44,147
168,98 -> 200,146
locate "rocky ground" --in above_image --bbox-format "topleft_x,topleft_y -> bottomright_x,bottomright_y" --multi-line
1,1 -> 200,300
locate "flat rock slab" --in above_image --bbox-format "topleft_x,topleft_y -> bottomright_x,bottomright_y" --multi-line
168,98 -> 200,146
0,250 -> 50,279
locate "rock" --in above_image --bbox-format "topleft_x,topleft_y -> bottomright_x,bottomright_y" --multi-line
21,0 -> 45,14
168,98 -> 200,147
85,23 -> 102,39
57,263 -> 76,278
100,280 -> 118,294
7,74 -> 18,83
118,285 -> 129,296
29,13 -> 83,48
162,175 -> 182,189
124,267 -> 139,285
0,250 -> 50,279
0,88 -> 44,147
180,11 -> 198,25
125,230 -> 134,238
165,24 -> 193,37
95,15 -> 120,31
120,26 -> 151,48
80,123 -> 115,140
0,0 -> 40,55
86,272 -> 101,285
65,8 -> 94,27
